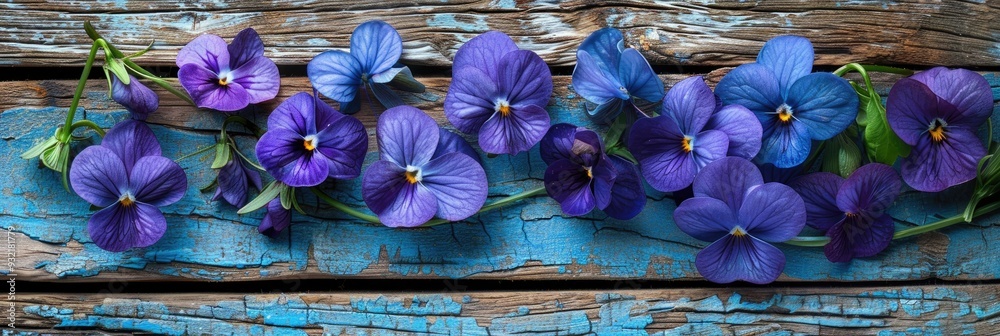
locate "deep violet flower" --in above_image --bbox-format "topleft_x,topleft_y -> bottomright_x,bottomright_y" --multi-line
212,154 -> 262,208
628,76 -> 762,192
177,28 -> 280,112
443,31 -> 553,155
572,28 -> 664,124
540,123 -> 646,219
308,20 -> 424,114
673,157 -> 806,284
111,75 -> 158,120
716,35 -> 858,168
886,67 -> 993,192
258,198 -> 291,238
69,120 -> 188,252
362,106 -> 488,227
256,92 -> 368,188
791,164 -> 902,262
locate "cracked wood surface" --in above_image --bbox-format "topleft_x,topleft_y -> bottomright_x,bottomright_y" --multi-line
14,285 -> 1000,335
3,72 -> 1000,282
2,1 -> 1000,67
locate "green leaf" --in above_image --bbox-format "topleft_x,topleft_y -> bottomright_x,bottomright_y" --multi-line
40,142 -> 69,173
279,186 -> 294,210
850,82 -> 870,127
199,179 -> 219,193
238,181 -> 285,214
210,143 -> 231,169
604,113 -> 631,150
21,136 -> 59,159
607,146 -> 637,165
863,92 -> 911,165
104,58 -> 130,85
822,133 -> 861,178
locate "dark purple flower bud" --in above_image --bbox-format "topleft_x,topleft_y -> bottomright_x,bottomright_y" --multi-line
258,198 -> 291,238
212,154 -> 263,208
111,75 -> 158,120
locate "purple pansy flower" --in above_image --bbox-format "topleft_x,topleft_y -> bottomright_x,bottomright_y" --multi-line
111,75 -> 158,120
673,157 -> 806,284
791,164 -> 902,262
716,35 -> 858,168
628,76 -> 762,192
886,67 -> 993,192
541,123 -> 646,219
212,154 -> 263,208
572,28 -> 664,124
177,28 -> 280,112
69,120 -> 188,252
443,31 -> 553,155
362,106 -> 488,227
258,198 -> 291,238
256,92 -> 368,188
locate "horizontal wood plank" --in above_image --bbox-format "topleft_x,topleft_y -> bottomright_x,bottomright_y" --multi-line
15,285 -> 1000,334
2,1 -> 1000,67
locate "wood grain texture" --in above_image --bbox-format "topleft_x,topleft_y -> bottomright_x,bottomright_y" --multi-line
14,285 -> 1000,335
2,72 -> 1000,283
3,1 -> 1000,67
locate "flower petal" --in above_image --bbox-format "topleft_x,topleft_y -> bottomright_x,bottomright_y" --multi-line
315,113 -> 369,180
362,160 -> 437,227
628,115 -> 697,192
674,197 -> 738,242
824,213 -> 894,262
478,104 -> 550,155
601,155 -> 646,220
539,123 -> 578,165
837,163 -> 901,216
738,182 -> 806,242
230,56 -> 280,104
267,92 -> 317,135
444,66 -> 498,134
662,76 -> 715,134
544,159 -> 596,216
453,31 -> 518,80
215,157 -> 254,207
715,63 -> 782,114
377,105 -> 439,167
572,51 -> 626,105
176,34 -> 229,71
590,155 -> 617,210
691,130 -> 730,171
578,28 -> 623,78
111,75 -> 158,120
351,20 -> 403,76
756,35 -> 813,94
129,156 -> 187,207
101,119 -> 162,173
706,104 -> 763,159
308,50 -> 363,103
227,28 -> 265,70
70,146 -> 127,207
497,50 -> 552,108
785,72 -> 859,140
178,63 -> 252,112
618,48 -> 664,103
258,198 -> 291,238
789,172 -> 846,232
692,157 -> 764,214
695,234 -> 785,284
886,78 -> 938,145
88,202 -> 166,252
257,128 -> 307,176
586,98 -> 628,126
421,152 -> 489,221
900,129 -> 985,192
758,117 -> 812,168
434,129 -> 482,164
910,67 -> 993,127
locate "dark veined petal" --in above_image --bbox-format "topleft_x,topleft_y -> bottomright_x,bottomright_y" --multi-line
738,182 -> 806,242
178,63 -> 252,112
452,31 -> 518,81
715,63 -> 782,114
101,120 -> 162,173
421,152 -> 489,221
257,128 -> 307,177
544,159 -> 597,216
900,129 -> 985,192
539,123 -> 578,165
433,129 -> 482,164
571,51 -> 626,105
362,160 -> 437,227
585,98 -> 627,125
756,35 -> 813,94
886,78 -> 939,145
690,130 -> 730,171
227,28 -> 265,70
497,50 -> 553,109
478,104 -> 550,155
789,172 -> 846,232
230,56 -> 280,104
627,115 -> 697,192
910,67 -> 993,128
618,48 -> 664,103
258,198 -> 291,238
695,234 -> 785,284
129,156 -> 188,207
70,146 -> 127,207
758,117 -> 812,168
443,67 -> 499,134
214,157 -> 260,208
377,105 -> 439,167
315,113 -> 368,180
369,82 -> 404,109
176,34 -> 229,71
705,104 -> 762,159
350,20 -> 403,76
88,201 -> 166,252
662,76 -> 715,135
590,155 -> 617,211
824,213 -> 894,263
785,72 -> 859,140
308,50 -> 364,103
674,197 -> 738,242
837,163 -> 901,216
111,75 -> 158,120
313,93 -> 346,134
267,92 -> 317,135
578,28 -> 623,77
692,157 -> 764,214
601,155 -> 646,220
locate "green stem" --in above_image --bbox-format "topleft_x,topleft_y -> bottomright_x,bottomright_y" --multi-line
58,40 -> 101,142
833,63 -> 914,77
222,115 -> 264,138
70,119 -> 106,137
122,60 -> 196,106
309,188 -> 381,224
176,144 -> 216,161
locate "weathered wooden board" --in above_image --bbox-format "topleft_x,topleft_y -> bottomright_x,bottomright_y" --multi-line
3,1 -> 1000,67
2,72 -> 1000,283
13,285 -> 1000,335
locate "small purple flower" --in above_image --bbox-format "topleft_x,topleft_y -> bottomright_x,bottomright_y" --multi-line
70,120 -> 188,252
572,28 -> 664,124
716,35 -> 858,168
212,154 -> 263,208
258,198 -> 291,238
256,92 -> 368,188
540,123 -> 646,219
177,28 -> 280,112
628,76 -> 762,192
886,67 -> 993,192
111,75 -> 158,120
673,157 -> 805,284
362,106 -> 488,227
444,31 -> 553,155
791,164 -> 902,262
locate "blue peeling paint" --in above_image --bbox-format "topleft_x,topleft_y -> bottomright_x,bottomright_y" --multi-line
426,14 -> 488,32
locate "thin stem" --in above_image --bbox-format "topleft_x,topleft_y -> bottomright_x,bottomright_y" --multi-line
70,119 -> 106,137
176,144 -> 216,161
783,236 -> 831,247
421,187 -> 548,227
309,187 -> 381,224
833,63 -> 913,77
58,40 -> 101,142
122,60 -> 196,106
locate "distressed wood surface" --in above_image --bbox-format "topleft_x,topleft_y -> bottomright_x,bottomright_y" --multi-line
3,1 -> 1000,68
3,72 -> 1000,282
13,285 -> 1000,335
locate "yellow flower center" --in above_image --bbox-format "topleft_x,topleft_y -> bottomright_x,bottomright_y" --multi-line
119,193 -> 135,207
585,166 -> 593,179
730,226 -> 747,237
404,166 -> 422,184
681,136 -> 693,153
496,99 -> 512,117
928,119 -> 947,143
218,77 -> 228,86
777,104 -> 793,123
303,135 -> 318,151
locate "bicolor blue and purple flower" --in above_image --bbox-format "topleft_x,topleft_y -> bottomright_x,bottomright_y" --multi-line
177,28 -> 280,112
571,28 -> 664,124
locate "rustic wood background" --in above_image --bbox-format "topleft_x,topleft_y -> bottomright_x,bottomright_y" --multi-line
3,0 -> 1000,334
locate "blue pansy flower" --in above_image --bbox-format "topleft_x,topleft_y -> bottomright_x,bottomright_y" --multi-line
572,28 -> 664,124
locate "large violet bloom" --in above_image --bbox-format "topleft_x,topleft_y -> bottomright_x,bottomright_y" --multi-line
212,154 -> 262,208
572,28 -> 664,124
362,106 -> 488,227
177,28 -> 280,112
886,67 -> 993,192
541,123 -> 646,219
70,120 -> 188,252
444,31 -> 553,155
716,35 -> 858,168
258,198 -> 291,238
308,20 -> 424,114
256,92 -> 368,187
628,76 -> 762,192
791,164 -> 901,262
673,157 -> 805,284
111,75 -> 158,120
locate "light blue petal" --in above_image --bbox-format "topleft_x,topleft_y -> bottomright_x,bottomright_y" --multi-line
715,63 -> 783,114
572,51 -> 626,105
785,72 -> 859,140
758,118 -> 812,168
618,48 -> 664,103
756,35 -> 813,95
350,20 -> 402,75
308,50 -> 363,103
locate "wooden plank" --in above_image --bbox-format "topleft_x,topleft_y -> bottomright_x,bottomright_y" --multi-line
2,71 -> 1000,283
3,1 -> 1000,67
14,285 -> 1000,334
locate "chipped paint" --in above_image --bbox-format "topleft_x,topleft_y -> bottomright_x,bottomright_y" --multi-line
426,14 -> 488,33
